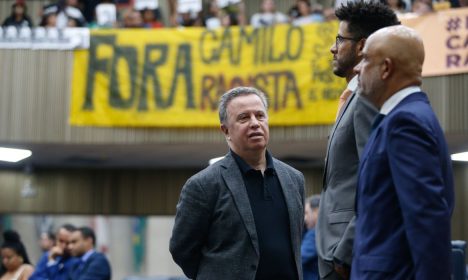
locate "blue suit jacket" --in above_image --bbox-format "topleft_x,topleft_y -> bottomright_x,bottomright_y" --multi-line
352,92 -> 454,280
71,251 -> 111,280
301,229 -> 319,280
30,252 -> 80,280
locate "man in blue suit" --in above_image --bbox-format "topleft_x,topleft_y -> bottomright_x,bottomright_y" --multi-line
68,226 -> 111,280
352,25 -> 454,279
30,224 -> 80,280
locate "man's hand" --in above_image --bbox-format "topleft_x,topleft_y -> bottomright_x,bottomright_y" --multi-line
48,246 -> 64,261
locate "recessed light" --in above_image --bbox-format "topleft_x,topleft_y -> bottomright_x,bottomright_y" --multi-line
451,152 -> 468,162
0,147 -> 32,163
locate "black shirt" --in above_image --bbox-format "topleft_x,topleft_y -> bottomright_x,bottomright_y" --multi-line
232,150 -> 298,280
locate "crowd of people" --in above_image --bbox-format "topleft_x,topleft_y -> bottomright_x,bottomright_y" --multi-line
1,0 -> 466,30
0,225 -> 111,280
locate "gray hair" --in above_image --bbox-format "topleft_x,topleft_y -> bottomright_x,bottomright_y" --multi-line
306,195 -> 320,209
218,87 -> 268,125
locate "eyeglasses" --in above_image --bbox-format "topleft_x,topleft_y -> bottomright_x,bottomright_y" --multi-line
335,35 -> 360,46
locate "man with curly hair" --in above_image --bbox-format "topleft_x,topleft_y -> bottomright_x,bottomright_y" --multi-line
316,2 -> 399,279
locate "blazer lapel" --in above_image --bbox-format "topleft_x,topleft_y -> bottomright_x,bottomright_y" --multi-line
323,92 -> 356,188
221,154 -> 259,256
275,161 -> 301,257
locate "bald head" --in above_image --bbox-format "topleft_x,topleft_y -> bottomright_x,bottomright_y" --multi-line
354,25 -> 425,108
369,25 -> 424,78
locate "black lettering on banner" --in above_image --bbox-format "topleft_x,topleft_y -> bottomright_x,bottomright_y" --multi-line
83,35 -> 116,110
168,44 -> 194,109
139,44 -> 168,111
198,26 -> 303,66
201,75 -> 223,110
446,35 -> 460,50
110,46 -> 138,109
199,29 -> 217,64
237,28 -> 258,65
200,71 -> 301,112
286,26 -> 303,60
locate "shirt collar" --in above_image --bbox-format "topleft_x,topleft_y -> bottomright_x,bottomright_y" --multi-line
347,75 -> 358,92
81,249 -> 95,263
380,86 -> 421,115
231,150 -> 274,174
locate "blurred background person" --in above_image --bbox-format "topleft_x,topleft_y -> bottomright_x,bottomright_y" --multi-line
0,230 -> 34,280
302,195 -> 320,280
411,0 -> 433,15
38,231 -> 55,253
68,227 -> 111,280
2,2 -> 33,29
382,0 -> 408,15
250,0 -> 288,28
42,0 -> 87,28
141,8 -> 164,28
122,9 -> 144,28
39,5 -> 58,27
30,224 -> 79,280
292,0 -> 324,25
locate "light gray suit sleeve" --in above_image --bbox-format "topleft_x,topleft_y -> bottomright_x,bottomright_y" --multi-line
169,176 -> 213,279
333,94 -> 377,265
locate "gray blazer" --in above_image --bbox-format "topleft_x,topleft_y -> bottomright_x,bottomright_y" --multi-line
169,152 -> 305,280
316,92 -> 377,278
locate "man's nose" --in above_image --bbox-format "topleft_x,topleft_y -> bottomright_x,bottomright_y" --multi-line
249,115 -> 260,127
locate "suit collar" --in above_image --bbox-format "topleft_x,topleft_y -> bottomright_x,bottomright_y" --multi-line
220,153 -> 260,256
274,160 -> 302,257
230,149 -> 275,174
380,86 -> 421,115
81,249 -> 95,263
220,153 -> 301,259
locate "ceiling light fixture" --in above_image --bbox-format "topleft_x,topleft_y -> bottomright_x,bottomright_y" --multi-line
451,152 -> 468,162
0,147 -> 32,162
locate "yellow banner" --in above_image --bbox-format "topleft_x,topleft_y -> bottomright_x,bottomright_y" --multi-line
401,7 -> 468,77
71,23 -> 346,127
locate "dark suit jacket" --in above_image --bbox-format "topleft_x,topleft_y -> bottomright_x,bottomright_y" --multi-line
316,92 -> 377,277
352,92 -> 454,280
71,251 -> 111,280
170,151 -> 305,280
30,252 -> 80,280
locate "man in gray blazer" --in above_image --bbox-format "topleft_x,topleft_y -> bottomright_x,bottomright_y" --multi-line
316,2 -> 399,279
170,86 -> 305,280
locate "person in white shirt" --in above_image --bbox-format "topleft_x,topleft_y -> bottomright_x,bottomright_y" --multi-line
250,0 -> 288,28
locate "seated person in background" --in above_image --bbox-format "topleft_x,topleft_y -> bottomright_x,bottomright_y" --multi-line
411,0 -> 433,15
250,0 -> 288,27
302,195 -> 320,280
43,0 -> 87,28
0,230 -> 34,280
30,224 -> 79,280
122,9 -> 144,28
292,0 -> 324,25
39,231 -> 56,253
382,0 -> 408,15
2,2 -> 33,28
141,8 -> 164,28
39,6 -> 58,27
68,227 -> 111,280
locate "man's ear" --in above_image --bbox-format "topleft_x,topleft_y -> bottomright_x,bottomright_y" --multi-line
356,38 -> 367,56
220,124 -> 228,137
381,58 -> 393,80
